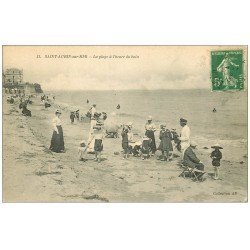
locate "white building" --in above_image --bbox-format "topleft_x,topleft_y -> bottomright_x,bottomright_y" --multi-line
4,68 -> 23,85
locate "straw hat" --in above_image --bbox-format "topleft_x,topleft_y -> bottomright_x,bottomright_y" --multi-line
211,143 -> 223,149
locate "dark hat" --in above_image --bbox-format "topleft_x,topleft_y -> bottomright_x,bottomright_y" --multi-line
180,118 -> 187,123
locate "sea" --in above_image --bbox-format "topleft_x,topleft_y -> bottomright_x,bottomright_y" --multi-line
48,89 -> 247,144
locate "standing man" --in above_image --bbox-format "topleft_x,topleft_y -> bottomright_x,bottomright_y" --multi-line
179,118 -> 191,156
183,141 -> 205,181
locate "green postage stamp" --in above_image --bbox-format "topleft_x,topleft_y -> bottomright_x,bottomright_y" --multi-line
211,50 -> 244,91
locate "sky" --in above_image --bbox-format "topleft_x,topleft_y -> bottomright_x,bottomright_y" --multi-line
3,45 -> 246,91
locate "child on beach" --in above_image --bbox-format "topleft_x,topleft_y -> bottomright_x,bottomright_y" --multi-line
121,126 -> 129,159
90,125 -> 104,163
210,143 -> 223,180
78,140 -> 87,161
158,125 -> 173,161
141,135 -> 152,160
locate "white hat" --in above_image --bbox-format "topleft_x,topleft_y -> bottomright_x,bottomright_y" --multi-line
127,122 -> 133,126
148,115 -> 153,120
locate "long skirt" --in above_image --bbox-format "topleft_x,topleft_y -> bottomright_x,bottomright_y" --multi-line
158,138 -> 173,152
145,130 -> 156,153
50,125 -> 65,153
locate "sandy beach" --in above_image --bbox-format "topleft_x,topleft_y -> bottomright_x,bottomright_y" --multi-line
2,94 -> 248,202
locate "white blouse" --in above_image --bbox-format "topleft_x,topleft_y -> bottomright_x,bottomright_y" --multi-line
180,124 -> 190,151
145,122 -> 156,131
52,116 -> 62,132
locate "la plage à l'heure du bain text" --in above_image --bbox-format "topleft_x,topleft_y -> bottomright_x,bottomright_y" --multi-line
92,55 -> 140,59
36,54 -> 140,59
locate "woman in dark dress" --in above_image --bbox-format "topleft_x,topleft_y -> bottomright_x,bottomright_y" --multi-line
145,116 -> 157,155
50,110 -> 65,153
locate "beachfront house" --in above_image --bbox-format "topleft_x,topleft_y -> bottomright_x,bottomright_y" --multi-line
3,68 -> 43,95
3,68 -> 23,85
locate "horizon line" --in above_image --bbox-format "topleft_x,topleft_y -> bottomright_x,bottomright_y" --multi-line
44,87 -> 210,92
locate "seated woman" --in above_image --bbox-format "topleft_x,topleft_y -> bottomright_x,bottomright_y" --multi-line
105,112 -> 120,138
141,135 -> 152,160
131,141 -> 142,157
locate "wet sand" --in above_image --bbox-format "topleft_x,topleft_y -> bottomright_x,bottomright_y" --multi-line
3,96 -> 248,202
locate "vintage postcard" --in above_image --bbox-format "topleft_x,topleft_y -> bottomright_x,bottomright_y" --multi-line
2,45 -> 248,202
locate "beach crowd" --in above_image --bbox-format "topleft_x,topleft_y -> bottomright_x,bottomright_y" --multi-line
6,93 -> 223,181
